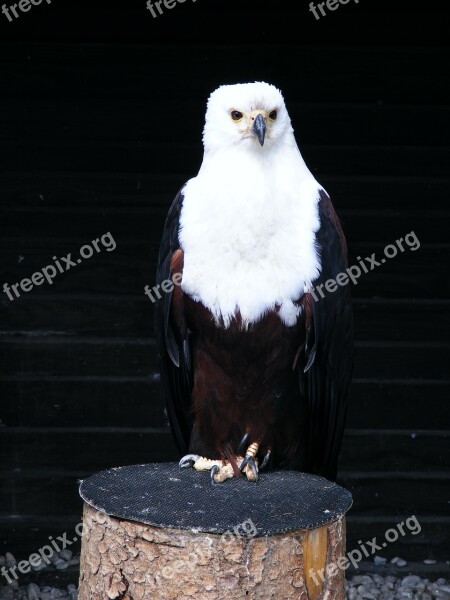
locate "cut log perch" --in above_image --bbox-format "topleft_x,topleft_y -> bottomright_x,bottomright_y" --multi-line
78,464 -> 352,600
79,503 -> 346,600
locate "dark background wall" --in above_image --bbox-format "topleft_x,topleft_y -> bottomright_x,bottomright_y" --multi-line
0,0 -> 449,578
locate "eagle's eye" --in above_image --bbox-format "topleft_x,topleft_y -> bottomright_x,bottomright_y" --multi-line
269,110 -> 278,121
231,110 -> 243,122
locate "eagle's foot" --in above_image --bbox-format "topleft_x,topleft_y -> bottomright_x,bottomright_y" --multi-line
239,441 -> 260,482
179,454 -> 235,483
179,442 -> 265,483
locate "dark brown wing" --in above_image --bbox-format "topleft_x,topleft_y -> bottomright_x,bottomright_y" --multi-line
301,190 -> 354,480
154,188 -> 193,455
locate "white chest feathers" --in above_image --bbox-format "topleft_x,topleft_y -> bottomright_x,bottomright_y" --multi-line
179,146 -> 322,329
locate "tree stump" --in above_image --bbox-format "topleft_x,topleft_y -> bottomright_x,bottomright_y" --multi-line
78,463 -> 352,600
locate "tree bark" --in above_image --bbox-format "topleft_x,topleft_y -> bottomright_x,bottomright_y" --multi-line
78,502 -> 346,600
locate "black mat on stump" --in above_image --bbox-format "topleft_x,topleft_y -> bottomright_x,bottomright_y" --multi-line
79,463 -> 352,537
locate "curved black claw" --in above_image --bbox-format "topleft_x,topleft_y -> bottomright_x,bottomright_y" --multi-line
260,450 -> 272,471
240,455 -> 259,482
179,454 -> 200,469
237,432 -> 250,456
210,465 -> 220,485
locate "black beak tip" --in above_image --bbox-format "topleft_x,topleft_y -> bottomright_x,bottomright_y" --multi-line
253,114 -> 266,146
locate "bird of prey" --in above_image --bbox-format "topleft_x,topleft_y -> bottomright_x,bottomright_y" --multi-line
155,82 -> 354,484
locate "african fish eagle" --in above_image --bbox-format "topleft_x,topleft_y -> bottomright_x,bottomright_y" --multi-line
155,82 -> 354,484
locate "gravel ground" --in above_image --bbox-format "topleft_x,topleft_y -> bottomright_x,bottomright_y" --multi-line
0,553 -> 448,599
0,552 -> 79,600
346,572 -> 450,600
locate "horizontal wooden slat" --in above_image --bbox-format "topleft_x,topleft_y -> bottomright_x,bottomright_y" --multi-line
0,377 -> 448,430
341,430 -> 450,472
346,247 -> 450,299
0,336 -> 448,379
0,295 -> 151,337
0,428 -> 177,470
0,429 -> 447,473
347,380 -> 450,430
1,298 -> 448,341
351,300 -> 450,343
340,475 -> 450,517
0,338 -> 157,377
0,378 -> 167,428
353,342 -> 450,379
